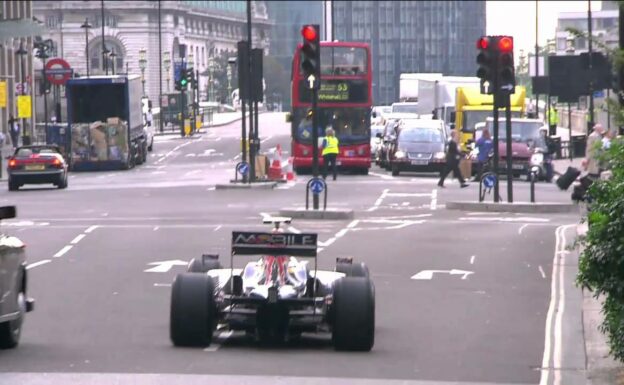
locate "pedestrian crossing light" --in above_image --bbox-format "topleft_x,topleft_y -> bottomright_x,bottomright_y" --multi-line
476,36 -> 496,95
301,24 -> 320,89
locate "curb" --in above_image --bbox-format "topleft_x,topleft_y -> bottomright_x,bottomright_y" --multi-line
278,208 -> 354,220
445,200 -> 580,213
214,182 -> 277,190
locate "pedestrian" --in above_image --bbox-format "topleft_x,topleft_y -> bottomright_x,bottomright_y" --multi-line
537,127 -> 556,182
438,131 -> 469,188
548,105 -> 558,136
8,115 -> 19,149
582,123 -> 606,179
474,127 -> 493,182
321,127 -> 339,181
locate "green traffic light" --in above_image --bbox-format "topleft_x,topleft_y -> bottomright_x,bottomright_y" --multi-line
181,79 -> 187,86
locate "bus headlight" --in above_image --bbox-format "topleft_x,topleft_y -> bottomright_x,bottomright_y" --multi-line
530,153 -> 543,165
303,149 -> 309,156
434,152 -> 446,160
395,151 -> 406,159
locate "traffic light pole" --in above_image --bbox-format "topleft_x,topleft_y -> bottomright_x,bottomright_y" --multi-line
180,88 -> 186,137
312,86 -> 320,210
492,52 -> 500,203
504,96 -> 513,203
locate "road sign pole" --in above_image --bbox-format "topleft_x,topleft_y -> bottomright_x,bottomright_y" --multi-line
312,86 -> 320,210
493,50 -> 500,203
505,94 -> 513,203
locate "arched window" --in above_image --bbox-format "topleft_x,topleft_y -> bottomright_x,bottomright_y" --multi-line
89,39 -> 125,74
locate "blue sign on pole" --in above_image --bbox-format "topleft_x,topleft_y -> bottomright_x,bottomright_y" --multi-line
593,90 -> 605,98
237,162 -> 249,176
174,61 -> 185,83
483,174 -> 496,189
309,178 -> 325,194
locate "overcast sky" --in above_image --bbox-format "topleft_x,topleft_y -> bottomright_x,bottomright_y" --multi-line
486,0 -> 603,58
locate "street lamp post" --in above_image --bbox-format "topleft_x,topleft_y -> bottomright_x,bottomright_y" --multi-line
80,18 -> 92,77
188,53 -> 196,131
102,45 -> 110,75
109,48 -> 117,75
36,44 -> 50,133
15,41 -> 29,145
163,51 -> 171,92
139,48 -> 147,96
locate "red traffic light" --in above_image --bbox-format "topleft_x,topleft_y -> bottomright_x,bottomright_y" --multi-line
498,36 -> 513,52
477,37 -> 489,50
302,25 -> 318,42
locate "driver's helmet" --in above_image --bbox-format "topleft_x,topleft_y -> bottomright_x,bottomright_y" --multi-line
286,257 -> 308,289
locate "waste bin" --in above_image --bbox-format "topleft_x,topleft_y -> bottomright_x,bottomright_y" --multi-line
549,135 -> 562,159
571,134 -> 587,158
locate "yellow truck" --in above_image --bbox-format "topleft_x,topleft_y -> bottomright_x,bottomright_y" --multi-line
454,86 -> 526,151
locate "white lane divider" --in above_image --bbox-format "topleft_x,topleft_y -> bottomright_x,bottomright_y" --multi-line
367,189 -> 389,212
26,259 -> 52,270
430,189 -> 437,210
70,234 -> 86,245
53,245 -> 73,258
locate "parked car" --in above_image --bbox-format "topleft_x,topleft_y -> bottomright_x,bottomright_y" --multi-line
7,145 -> 69,191
0,206 -> 35,349
385,119 -> 448,176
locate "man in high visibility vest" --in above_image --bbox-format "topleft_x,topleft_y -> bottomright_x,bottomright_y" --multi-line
321,128 -> 340,181
548,105 -> 558,136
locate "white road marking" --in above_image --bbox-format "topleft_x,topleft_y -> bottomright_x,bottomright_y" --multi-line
85,225 -> 99,233
318,237 -> 336,247
538,265 -> 546,279
459,216 -> 550,223
207,187 -> 216,191
347,220 -> 360,229
470,255 -> 475,264
153,226 -> 159,231
156,140 -> 197,163
233,154 -> 241,160
203,330 -> 234,352
386,192 -> 434,197
216,137 -> 222,141
70,234 -> 86,245
185,169 -> 202,176
369,171 -> 394,180
185,153 -> 197,157
287,226 -> 301,234
430,189 -> 438,210
26,259 -> 52,270
213,225 -> 222,232
411,269 -> 474,280
259,212 -> 271,220
53,245 -> 73,258
401,202 -> 410,206
144,260 -> 188,273
260,136 -> 272,143
153,283 -> 172,287
102,213 -> 109,217
519,224 -> 529,234
367,188 -> 389,212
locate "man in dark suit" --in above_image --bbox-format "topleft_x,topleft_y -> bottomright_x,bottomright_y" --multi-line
438,131 -> 469,188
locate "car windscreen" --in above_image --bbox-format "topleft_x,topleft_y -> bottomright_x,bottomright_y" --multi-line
15,147 -> 59,157
398,128 -> 444,143
485,120 -> 543,142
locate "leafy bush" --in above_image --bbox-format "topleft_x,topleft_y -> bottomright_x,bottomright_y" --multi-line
577,137 -> 624,360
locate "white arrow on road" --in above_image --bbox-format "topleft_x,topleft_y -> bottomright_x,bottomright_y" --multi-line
307,74 -> 316,89
411,269 -> 474,280
144,260 -> 188,273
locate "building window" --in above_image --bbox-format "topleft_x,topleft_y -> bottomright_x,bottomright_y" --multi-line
46,15 -> 59,29
91,14 -> 118,28
89,40 -> 125,74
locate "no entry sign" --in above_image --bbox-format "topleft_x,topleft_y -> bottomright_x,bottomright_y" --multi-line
45,58 -> 72,86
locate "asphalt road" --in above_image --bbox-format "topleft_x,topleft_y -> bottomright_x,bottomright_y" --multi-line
0,112 -> 583,385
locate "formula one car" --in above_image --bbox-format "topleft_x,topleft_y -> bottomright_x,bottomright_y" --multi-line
169,217 -> 375,351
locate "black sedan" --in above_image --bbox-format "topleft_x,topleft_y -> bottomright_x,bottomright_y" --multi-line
7,145 -> 68,191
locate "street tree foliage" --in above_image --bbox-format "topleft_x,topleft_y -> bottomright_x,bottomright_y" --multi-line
572,8 -> 624,360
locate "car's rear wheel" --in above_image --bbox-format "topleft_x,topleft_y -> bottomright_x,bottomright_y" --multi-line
187,258 -> 222,273
332,277 -> 375,351
170,273 -> 216,347
0,276 -> 26,349
57,173 -> 68,189
7,178 -> 18,191
336,262 -> 369,278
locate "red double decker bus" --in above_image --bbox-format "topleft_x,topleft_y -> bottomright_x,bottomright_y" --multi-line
290,42 -> 372,174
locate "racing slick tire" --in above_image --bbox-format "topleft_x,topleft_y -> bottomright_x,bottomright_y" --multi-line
0,269 -> 26,349
187,258 -> 222,273
332,277 -> 375,351
170,273 -> 216,347
336,262 -> 369,278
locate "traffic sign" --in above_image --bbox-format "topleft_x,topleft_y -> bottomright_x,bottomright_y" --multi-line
0,81 -> 6,107
309,178 -> 325,194
17,95 -> 32,118
45,58 -> 72,86
483,174 -> 496,189
14,82 -> 29,96
237,162 -> 249,176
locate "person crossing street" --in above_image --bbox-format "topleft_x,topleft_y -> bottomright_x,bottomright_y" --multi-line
321,128 -> 339,181
438,131 -> 469,188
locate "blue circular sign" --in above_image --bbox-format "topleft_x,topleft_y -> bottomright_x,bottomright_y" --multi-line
483,174 -> 496,189
237,162 -> 249,176
309,178 -> 325,194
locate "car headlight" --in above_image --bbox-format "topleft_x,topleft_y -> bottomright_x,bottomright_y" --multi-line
395,151 -> 406,159
530,153 -> 543,164
434,151 -> 446,160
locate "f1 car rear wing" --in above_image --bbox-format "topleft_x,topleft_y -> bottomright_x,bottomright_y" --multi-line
231,231 -> 318,257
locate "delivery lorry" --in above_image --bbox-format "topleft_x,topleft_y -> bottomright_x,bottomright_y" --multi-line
416,76 -> 480,128
65,75 -> 148,170
398,73 -> 442,102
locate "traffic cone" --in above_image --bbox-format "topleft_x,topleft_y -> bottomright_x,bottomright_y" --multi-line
285,157 -> 295,181
268,148 -> 283,180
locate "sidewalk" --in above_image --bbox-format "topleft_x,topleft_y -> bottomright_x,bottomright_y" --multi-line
578,222 -> 624,385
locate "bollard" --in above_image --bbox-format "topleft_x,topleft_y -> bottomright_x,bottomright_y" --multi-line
306,178 -> 328,210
